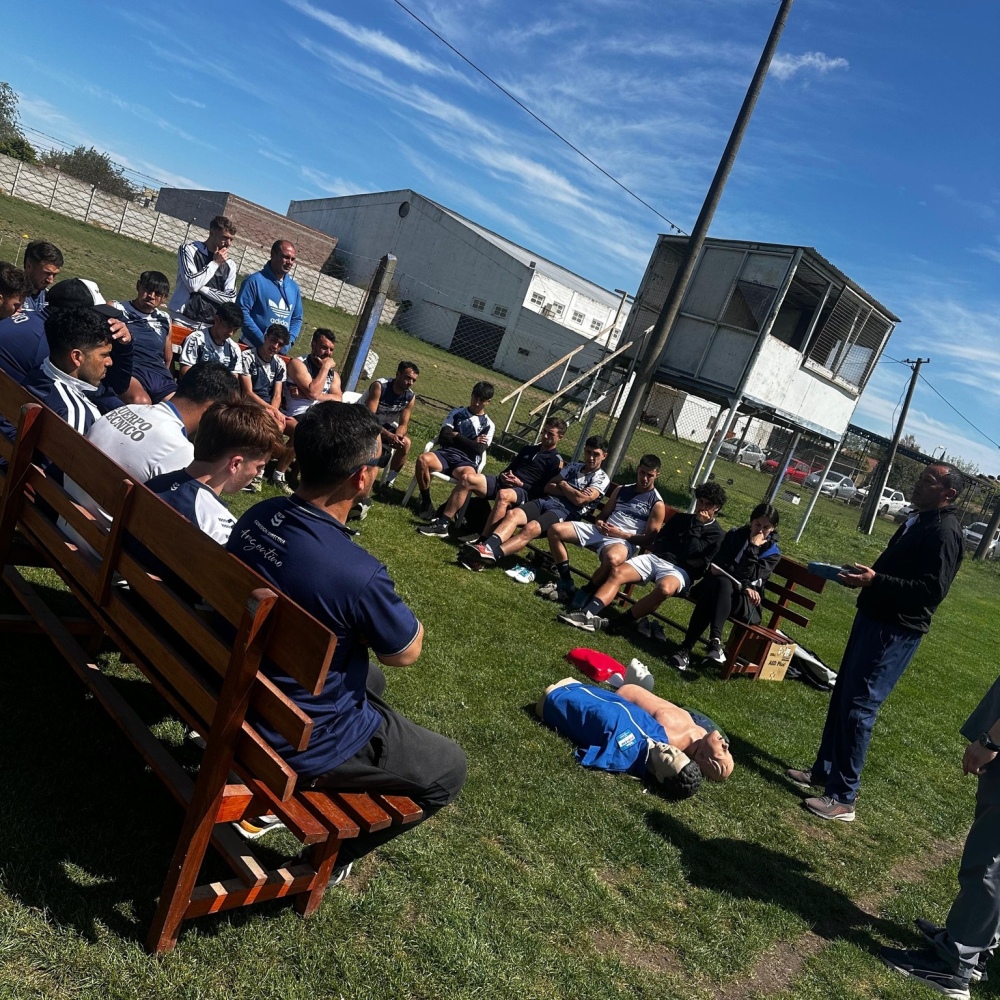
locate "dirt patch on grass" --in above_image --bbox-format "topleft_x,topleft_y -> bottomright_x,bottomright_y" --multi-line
856,837 -> 964,915
716,931 -> 825,1000
588,927 -> 686,977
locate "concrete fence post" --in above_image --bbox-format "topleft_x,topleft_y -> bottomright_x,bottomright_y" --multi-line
237,244 -> 248,274
48,171 -> 60,210
83,185 -> 97,222
119,200 -> 129,234
149,211 -> 160,246
10,160 -> 22,198
312,271 -> 322,298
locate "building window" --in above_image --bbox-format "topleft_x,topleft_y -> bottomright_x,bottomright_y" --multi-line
530,291 -> 545,306
472,297 -> 485,312
492,305 -> 508,319
551,303 -> 565,316
590,318 -> 603,332
572,310 -> 585,325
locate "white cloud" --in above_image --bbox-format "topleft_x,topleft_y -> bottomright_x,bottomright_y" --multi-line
299,166 -> 360,198
284,0 -> 469,82
168,93 -> 206,109
771,52 -> 849,81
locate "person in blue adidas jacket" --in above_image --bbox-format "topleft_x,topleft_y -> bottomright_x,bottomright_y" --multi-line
237,240 -> 303,351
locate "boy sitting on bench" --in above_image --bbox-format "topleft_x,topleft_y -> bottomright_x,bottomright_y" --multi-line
418,416 -> 566,538
558,481 -> 726,633
413,380 -> 495,519
460,436 -> 610,572
539,453 -> 665,603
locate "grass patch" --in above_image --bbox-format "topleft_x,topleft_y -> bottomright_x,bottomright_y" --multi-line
1,191 -> 996,998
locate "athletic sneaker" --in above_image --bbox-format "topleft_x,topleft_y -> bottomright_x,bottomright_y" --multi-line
269,471 -> 293,495
505,565 -> 536,584
557,610 -> 608,632
638,618 -> 667,642
417,517 -> 451,537
704,637 -> 726,664
915,919 -> 989,983
669,648 -> 690,672
536,580 -> 560,598
880,945 -> 971,999
234,814 -> 286,841
803,795 -> 855,822
464,541 -> 496,562
457,554 -> 485,572
242,475 -> 263,493
327,861 -> 354,888
416,504 -> 437,520
786,767 -> 821,789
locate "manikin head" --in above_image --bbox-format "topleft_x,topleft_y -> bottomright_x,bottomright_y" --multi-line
646,742 -> 703,799
688,729 -> 734,782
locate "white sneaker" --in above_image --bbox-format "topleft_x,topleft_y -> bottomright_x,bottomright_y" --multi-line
505,565 -> 536,584
704,638 -> 726,664
624,658 -> 654,690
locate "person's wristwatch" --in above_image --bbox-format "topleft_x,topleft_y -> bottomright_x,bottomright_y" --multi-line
978,733 -> 1000,753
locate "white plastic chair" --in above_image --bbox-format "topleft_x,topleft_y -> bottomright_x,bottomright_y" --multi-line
402,439 -> 488,527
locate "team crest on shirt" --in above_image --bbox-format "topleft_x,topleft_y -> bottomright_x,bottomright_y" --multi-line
271,511 -> 286,529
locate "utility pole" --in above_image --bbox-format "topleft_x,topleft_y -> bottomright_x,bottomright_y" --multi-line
605,0 -> 795,476
859,358 -> 928,535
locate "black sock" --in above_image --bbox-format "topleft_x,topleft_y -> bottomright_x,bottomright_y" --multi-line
419,488 -> 432,506
581,596 -> 605,617
486,534 -> 503,559
557,561 -> 572,582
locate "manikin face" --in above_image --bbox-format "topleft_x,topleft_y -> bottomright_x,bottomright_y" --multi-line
691,730 -> 734,782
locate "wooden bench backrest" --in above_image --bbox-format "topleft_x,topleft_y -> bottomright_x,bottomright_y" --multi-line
0,373 -> 336,802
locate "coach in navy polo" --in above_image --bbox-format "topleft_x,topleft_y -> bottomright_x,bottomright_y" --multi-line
227,401 -> 466,870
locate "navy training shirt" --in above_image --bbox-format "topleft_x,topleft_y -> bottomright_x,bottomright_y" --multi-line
0,310 -> 47,384
226,495 -> 421,778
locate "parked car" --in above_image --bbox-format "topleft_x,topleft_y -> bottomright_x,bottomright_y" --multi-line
761,457 -> 813,483
852,486 -> 908,516
718,440 -> 768,468
803,471 -> 857,501
962,521 -> 1000,558
892,503 -> 916,523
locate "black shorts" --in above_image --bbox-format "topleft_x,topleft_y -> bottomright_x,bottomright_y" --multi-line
483,474 -> 528,506
134,364 -> 177,404
432,447 -> 478,475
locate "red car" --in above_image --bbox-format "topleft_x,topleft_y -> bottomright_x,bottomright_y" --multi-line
761,457 -> 813,483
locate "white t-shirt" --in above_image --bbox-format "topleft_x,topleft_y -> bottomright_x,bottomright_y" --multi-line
86,401 -> 194,483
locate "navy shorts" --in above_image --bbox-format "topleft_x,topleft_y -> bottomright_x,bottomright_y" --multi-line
134,364 -> 177,404
520,497 -> 573,532
483,474 -> 528,506
432,447 -> 478,475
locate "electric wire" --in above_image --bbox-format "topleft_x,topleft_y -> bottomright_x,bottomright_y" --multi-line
387,0 -> 688,235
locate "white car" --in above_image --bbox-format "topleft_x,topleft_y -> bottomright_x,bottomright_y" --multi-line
718,440 -> 768,468
962,521 -> 999,558
803,471 -> 857,501
854,486 -> 908,516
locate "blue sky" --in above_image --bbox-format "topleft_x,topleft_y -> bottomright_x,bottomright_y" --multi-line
6,1 -> 999,471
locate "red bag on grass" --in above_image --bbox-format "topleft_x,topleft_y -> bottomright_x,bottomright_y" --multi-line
565,647 -> 625,683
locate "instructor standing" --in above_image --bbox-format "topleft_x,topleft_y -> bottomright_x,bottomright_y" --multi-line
237,240 -> 302,351
788,462 -> 964,822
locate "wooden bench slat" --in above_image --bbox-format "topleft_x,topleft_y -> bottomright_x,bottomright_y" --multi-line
333,793 -> 393,833
374,795 -> 423,825
301,791 -> 362,839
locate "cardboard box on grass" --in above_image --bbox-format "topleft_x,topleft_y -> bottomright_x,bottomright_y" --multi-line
739,631 -> 798,681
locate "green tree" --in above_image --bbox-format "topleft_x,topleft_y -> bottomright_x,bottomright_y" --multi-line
0,81 -> 36,161
0,134 -> 37,162
39,145 -> 138,200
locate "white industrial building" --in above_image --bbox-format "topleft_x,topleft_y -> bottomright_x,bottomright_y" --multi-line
286,189 -> 632,390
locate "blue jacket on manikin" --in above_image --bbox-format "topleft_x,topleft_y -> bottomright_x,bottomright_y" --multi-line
237,264 -> 303,350
542,682 -> 670,776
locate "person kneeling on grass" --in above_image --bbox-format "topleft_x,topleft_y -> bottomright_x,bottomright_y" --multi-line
539,453 -> 665,604
460,436 -> 610,576
669,503 -> 781,671
558,481 -> 726,633
413,380 -> 495,519
419,416 -> 566,538
537,678 -> 733,796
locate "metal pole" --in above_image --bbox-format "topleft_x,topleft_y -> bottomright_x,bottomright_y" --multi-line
794,437 -> 844,542
768,431 -> 801,505
859,357 -> 927,534
690,407 -> 727,490
698,400 -> 742,495
342,254 -> 397,392
976,495 -> 1000,562
604,0 -> 795,476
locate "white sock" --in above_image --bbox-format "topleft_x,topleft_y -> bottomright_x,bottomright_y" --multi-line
384,470 -> 398,485
272,470 -> 286,482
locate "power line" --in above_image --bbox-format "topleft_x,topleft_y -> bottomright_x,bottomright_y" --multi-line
387,0 -> 688,235
918,372 -> 1000,451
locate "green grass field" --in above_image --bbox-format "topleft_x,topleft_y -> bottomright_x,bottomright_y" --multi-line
1,193 -> 999,999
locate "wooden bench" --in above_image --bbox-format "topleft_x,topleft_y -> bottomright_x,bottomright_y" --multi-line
0,371 -> 422,953
529,503 -> 826,680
